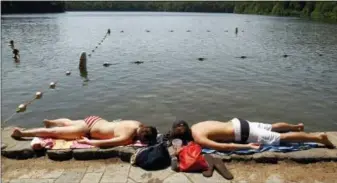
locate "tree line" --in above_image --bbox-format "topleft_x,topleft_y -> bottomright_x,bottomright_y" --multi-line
1,1 -> 65,14
2,1 -> 336,22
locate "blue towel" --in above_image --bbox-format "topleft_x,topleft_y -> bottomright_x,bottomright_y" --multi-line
202,142 -> 318,155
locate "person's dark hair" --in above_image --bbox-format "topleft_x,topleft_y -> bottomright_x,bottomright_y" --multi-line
164,120 -> 193,145
141,126 -> 158,145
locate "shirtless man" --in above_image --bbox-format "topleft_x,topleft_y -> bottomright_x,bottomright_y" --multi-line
191,118 -> 335,151
11,116 -> 158,147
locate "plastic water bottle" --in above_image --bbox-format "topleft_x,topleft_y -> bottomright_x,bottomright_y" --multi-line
171,156 -> 179,171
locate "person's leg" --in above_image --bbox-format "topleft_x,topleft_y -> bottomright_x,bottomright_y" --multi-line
271,122 -> 304,132
43,118 -> 82,128
248,125 -> 335,148
11,125 -> 87,140
280,132 -> 334,148
247,126 -> 281,145
249,121 -> 304,132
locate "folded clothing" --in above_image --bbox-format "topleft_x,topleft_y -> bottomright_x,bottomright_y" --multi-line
202,142 -> 318,155
31,137 -> 54,150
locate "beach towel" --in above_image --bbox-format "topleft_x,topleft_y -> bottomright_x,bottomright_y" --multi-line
202,142 -> 318,155
30,137 -> 148,150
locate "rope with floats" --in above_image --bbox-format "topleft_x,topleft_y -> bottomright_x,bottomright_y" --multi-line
2,29 -> 111,127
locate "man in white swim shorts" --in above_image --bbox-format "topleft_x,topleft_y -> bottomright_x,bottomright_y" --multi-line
191,118 -> 334,151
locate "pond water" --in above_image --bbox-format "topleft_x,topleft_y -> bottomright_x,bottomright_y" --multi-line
2,12 -> 337,132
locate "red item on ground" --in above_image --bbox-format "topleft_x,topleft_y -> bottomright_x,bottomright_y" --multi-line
178,142 -> 209,172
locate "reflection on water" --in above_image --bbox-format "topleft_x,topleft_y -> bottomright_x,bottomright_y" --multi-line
1,12 -> 337,132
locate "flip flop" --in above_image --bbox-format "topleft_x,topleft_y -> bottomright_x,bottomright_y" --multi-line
213,157 -> 234,180
202,154 -> 215,177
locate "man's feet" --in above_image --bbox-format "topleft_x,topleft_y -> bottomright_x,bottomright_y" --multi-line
318,133 -> 335,149
43,119 -> 54,128
297,123 -> 304,132
11,128 -> 23,139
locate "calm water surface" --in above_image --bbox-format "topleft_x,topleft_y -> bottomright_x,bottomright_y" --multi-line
1,12 -> 337,132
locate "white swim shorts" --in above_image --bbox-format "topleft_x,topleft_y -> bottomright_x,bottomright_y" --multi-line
231,118 -> 281,145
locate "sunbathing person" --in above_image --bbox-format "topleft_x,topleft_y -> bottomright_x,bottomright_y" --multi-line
11,116 -> 158,147
191,118 -> 335,151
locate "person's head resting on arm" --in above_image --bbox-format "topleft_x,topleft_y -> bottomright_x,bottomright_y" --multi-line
136,125 -> 158,145
167,120 -> 193,145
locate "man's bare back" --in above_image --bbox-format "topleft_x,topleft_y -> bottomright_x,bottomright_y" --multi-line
191,118 -> 335,151
191,120 -> 235,142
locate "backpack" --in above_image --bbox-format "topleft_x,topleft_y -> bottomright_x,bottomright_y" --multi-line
178,142 -> 209,172
134,142 -> 171,170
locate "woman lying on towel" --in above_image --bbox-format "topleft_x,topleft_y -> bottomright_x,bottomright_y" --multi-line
11,116 -> 158,147
191,118 -> 335,151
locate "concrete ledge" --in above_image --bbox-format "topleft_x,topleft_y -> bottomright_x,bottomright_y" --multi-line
73,148 -> 99,160
2,127 -> 337,164
1,140 -> 35,159
47,149 -> 73,161
287,148 -> 337,163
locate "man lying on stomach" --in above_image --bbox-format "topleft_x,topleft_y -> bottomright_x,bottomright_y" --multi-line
11,116 -> 158,147
191,118 -> 335,151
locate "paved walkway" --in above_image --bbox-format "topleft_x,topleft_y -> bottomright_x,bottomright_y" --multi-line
1,158 -> 228,183
2,157 -> 337,183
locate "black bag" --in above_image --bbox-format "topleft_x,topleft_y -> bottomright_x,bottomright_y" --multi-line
135,142 -> 171,170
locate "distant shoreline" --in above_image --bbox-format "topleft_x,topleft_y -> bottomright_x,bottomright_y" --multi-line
1,1 -> 336,23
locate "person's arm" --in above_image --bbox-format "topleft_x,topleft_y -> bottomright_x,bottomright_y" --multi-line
195,136 -> 260,151
78,136 -> 129,148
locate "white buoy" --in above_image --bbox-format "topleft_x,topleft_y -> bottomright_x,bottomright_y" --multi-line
50,82 -> 56,89
66,71 -> 71,76
16,104 -> 27,113
35,91 -> 43,99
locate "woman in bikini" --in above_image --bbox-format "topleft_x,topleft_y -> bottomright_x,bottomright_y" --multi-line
11,116 -> 158,147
